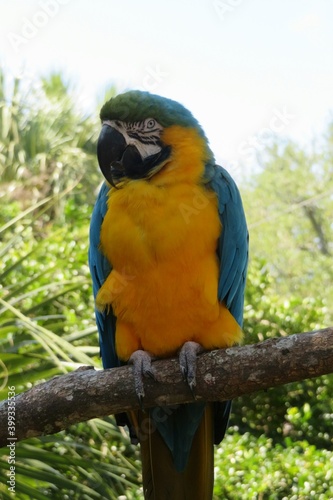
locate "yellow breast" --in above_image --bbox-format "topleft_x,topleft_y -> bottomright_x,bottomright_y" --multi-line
96,127 -> 242,360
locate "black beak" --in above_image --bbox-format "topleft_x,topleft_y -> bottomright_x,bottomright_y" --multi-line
97,123 -> 171,186
97,124 -> 127,185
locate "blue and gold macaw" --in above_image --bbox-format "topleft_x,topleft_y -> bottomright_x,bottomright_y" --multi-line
89,91 -> 248,500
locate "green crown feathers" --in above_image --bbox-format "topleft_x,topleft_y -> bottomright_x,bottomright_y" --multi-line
100,90 -> 201,132
100,90 -> 215,164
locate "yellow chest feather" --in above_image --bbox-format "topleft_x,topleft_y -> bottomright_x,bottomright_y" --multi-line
101,180 -> 219,270
97,178 -> 242,360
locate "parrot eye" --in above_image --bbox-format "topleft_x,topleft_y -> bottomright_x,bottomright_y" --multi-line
145,119 -> 156,129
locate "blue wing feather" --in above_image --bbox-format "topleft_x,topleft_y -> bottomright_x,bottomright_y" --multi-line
207,164 -> 248,443
209,165 -> 248,327
88,182 -> 121,369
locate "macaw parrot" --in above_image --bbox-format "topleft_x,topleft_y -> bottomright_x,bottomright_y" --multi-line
89,90 -> 248,500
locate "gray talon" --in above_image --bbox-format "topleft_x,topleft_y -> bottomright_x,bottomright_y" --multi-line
145,369 -> 156,380
180,365 -> 187,382
179,341 -> 204,396
129,350 -> 155,402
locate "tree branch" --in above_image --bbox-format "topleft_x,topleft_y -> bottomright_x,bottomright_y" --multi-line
303,205 -> 331,256
1,327 -> 332,448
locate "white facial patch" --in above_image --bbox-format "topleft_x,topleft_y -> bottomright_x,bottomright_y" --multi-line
102,118 -> 163,159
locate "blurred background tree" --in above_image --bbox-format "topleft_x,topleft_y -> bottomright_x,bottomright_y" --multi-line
0,69 -> 332,499
242,135 -> 333,324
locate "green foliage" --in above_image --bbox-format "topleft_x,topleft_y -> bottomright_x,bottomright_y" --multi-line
244,257 -> 326,343
242,136 -> 333,325
214,431 -> 333,499
0,195 -> 94,398
232,259 -> 333,451
231,135 -> 333,477
0,71 -> 24,182
0,418 -> 142,499
0,68 -> 100,219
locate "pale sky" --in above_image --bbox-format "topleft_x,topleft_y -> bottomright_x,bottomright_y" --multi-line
1,0 -> 333,179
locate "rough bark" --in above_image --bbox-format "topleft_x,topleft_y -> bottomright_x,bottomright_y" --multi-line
0,327 -> 332,447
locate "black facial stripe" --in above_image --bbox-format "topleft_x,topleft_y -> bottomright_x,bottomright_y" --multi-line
126,128 -> 161,136
125,123 -> 161,135
127,131 -> 162,145
126,131 -> 142,141
126,120 -> 144,130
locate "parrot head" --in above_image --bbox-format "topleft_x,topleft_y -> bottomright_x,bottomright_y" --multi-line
97,90 -> 215,187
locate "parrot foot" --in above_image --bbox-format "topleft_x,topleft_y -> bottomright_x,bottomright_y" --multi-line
179,341 -> 204,396
129,350 -> 156,406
